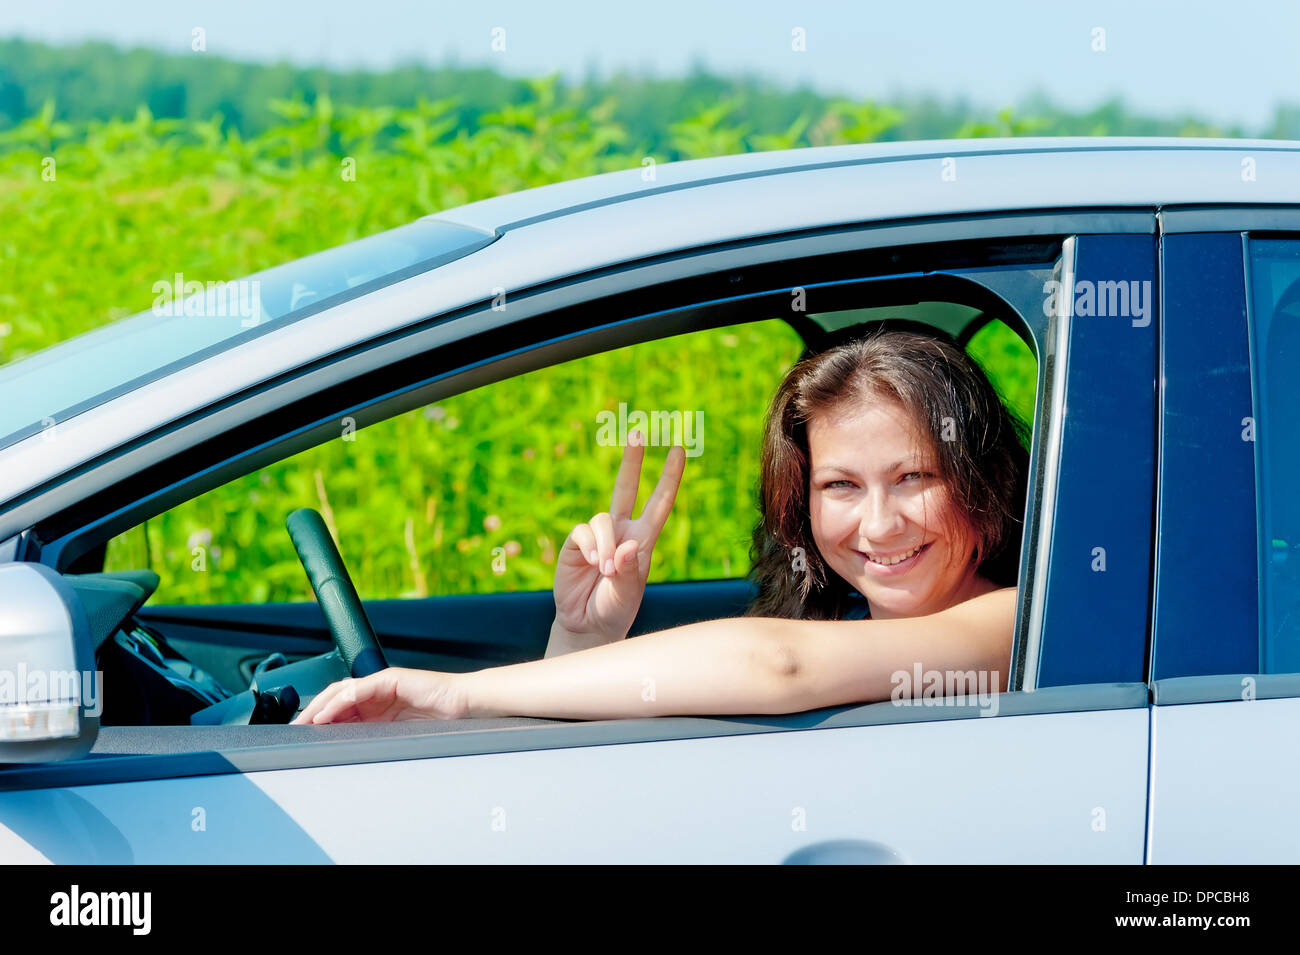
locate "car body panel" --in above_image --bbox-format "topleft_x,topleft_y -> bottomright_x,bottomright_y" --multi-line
0,704 -> 1148,863
1147,696 -> 1300,863
1,140 -> 1298,863
0,772 -> 333,863
433,137 -> 1300,235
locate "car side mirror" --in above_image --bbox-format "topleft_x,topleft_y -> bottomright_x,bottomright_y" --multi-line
0,563 -> 98,762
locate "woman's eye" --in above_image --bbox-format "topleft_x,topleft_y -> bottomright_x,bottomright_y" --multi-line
901,471 -> 932,482
824,479 -> 853,489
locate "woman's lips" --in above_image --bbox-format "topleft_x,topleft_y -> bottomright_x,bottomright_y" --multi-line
855,541 -> 932,576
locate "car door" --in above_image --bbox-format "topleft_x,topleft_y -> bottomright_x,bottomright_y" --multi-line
1147,219 -> 1300,863
0,219 -> 1159,863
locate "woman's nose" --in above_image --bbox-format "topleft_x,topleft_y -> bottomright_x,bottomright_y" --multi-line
856,489 -> 907,542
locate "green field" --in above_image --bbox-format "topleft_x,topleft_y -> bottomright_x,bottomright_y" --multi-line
3,86 -> 1039,603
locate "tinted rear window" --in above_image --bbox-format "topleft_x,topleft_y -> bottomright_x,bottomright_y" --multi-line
1247,237 -> 1300,672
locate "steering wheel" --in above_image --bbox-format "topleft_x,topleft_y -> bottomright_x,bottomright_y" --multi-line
285,508 -> 389,677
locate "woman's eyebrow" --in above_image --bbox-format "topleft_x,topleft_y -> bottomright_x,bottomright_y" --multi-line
882,459 -> 928,474
813,461 -> 856,474
814,460 -> 903,477
813,458 -> 931,477
891,457 -> 941,472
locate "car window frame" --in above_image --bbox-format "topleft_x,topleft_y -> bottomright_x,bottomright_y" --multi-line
1020,232 -> 1159,689
0,211 -> 1177,787
1151,227 -> 1258,681
1243,232 -> 1300,675
10,212 -> 1150,686
34,250 -> 1062,680
1148,208 -> 1300,695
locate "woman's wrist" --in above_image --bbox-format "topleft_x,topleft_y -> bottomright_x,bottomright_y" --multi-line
545,617 -> 622,657
457,667 -> 506,718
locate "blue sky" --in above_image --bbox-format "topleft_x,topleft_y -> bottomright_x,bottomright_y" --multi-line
3,0 -> 1297,129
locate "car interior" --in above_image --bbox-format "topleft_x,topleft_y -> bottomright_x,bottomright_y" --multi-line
33,246 -> 1048,751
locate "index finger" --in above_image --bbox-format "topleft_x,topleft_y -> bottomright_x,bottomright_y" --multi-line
304,674 -> 386,725
609,429 -> 646,520
634,444 -> 686,544
292,678 -> 351,724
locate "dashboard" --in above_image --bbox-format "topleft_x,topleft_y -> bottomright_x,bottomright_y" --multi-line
70,570 -> 237,724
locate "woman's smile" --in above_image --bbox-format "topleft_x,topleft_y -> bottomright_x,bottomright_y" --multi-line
854,540 -> 933,575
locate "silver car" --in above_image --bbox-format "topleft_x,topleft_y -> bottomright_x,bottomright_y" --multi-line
1,137 -> 1298,863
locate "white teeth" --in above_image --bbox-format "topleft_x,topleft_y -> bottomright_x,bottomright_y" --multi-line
864,544 -> 924,566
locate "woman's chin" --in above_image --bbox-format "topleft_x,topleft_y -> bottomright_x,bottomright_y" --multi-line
853,580 -> 932,618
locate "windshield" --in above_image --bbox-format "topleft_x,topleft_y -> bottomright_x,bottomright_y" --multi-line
0,217 -> 494,450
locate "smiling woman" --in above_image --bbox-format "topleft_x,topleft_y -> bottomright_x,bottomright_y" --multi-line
748,329 -> 1030,621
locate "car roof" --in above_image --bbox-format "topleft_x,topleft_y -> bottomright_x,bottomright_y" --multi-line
431,137 -> 1300,236
3,138 -> 1300,519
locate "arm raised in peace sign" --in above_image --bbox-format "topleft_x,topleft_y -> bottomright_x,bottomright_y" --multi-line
547,431 -> 686,657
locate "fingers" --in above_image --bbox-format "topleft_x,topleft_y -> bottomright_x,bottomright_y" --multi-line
613,537 -> 640,573
561,520 -> 637,577
609,429 -> 645,520
589,512 -> 617,576
292,678 -> 334,723
293,674 -> 383,725
565,522 -> 598,567
636,444 -> 687,545
292,678 -> 345,724
559,434 -> 681,583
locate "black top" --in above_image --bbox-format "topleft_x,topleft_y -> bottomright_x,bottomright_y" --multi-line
843,591 -> 872,620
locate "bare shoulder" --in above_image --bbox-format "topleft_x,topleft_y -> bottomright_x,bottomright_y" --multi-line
967,587 -> 1013,608
937,585 -> 1018,631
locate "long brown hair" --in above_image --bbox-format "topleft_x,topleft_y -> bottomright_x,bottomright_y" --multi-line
746,327 -> 1029,619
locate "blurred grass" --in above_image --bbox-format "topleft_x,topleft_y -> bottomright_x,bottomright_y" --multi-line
1,84 -> 1036,602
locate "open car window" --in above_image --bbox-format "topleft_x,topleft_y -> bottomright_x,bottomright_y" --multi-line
106,319 -> 805,603
75,242 -> 1051,731
104,312 -> 1033,606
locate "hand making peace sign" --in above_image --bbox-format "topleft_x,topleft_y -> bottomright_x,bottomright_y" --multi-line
550,431 -> 686,652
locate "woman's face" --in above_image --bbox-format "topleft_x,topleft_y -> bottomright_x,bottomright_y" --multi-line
807,396 -> 983,619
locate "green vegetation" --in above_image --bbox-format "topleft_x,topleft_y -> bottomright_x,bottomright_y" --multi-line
0,45 -> 1079,603
3,38 -> 1293,142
